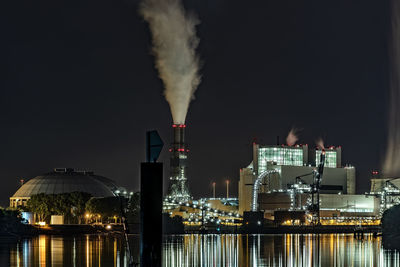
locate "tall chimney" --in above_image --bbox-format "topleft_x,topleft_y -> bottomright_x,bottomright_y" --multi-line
165,124 -> 191,202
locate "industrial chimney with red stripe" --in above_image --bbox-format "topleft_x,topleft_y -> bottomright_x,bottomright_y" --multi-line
165,124 -> 191,202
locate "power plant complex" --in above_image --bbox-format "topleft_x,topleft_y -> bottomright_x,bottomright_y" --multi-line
237,142 -> 387,226
162,133 -> 398,228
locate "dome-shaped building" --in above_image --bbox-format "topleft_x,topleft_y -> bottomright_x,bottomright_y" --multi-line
10,168 -> 118,208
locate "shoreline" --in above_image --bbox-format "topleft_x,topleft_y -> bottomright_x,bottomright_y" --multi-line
6,224 -> 381,236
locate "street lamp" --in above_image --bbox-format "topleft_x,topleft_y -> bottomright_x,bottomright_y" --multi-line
212,182 -> 216,198
226,180 -> 230,199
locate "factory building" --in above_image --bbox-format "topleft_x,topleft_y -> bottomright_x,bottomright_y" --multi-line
239,143 -> 356,216
368,175 -> 400,214
258,192 -> 379,221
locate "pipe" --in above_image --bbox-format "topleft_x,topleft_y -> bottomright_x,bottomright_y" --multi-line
251,170 -> 277,212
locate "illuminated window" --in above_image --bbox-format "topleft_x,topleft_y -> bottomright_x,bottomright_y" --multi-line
316,150 -> 337,168
258,146 -> 303,173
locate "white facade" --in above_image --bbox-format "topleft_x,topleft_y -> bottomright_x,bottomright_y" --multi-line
238,143 -> 356,215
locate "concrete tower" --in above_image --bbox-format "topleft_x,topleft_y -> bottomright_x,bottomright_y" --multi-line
165,124 -> 191,202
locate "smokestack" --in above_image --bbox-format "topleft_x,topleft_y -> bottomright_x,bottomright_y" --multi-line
165,124 -> 191,202
173,124 -> 185,144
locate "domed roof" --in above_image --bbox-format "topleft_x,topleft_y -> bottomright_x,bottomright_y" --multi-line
12,168 -> 116,198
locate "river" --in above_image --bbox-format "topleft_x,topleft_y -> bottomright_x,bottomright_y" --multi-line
0,234 -> 399,266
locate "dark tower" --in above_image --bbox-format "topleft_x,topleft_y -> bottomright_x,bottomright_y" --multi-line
165,124 -> 191,202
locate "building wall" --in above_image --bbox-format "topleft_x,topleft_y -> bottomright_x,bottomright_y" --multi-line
346,166 -> 356,194
370,178 -> 400,192
313,147 -> 342,168
257,192 -> 379,216
238,167 -> 255,215
319,194 -> 378,215
266,165 -> 350,193
9,197 -> 30,208
205,199 -> 238,213
258,192 -> 308,211
370,178 -> 386,192
255,144 -> 308,175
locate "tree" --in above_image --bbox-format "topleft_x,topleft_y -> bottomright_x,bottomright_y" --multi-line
27,192 -> 93,224
126,192 -> 140,223
70,192 -> 92,224
27,194 -> 52,222
86,196 -> 124,222
128,192 -> 140,216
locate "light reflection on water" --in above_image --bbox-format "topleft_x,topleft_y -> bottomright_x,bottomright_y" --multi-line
1,234 -> 400,266
164,234 -> 400,267
0,235 -> 139,267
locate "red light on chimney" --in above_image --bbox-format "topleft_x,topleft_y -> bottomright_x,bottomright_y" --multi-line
179,124 -> 186,128
172,124 -> 177,128
186,149 -> 190,152
169,149 -> 172,152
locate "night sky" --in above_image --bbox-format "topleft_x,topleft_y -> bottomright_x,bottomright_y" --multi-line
0,0 -> 390,205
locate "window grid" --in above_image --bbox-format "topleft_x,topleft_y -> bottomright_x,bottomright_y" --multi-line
316,150 -> 337,168
258,147 -> 303,173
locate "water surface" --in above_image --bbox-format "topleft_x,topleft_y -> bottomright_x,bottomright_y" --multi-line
1,234 -> 399,266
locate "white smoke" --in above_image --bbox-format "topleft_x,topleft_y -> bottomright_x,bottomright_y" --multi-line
140,0 -> 201,124
316,138 -> 325,150
384,1 -> 400,177
286,128 -> 299,146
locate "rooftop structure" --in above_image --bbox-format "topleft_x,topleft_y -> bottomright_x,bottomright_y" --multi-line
315,146 -> 341,168
10,168 -> 118,208
254,144 -> 308,175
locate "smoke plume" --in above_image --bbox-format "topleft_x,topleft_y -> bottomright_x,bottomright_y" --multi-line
384,1 -> 400,177
316,138 -> 325,150
286,128 -> 299,146
140,0 -> 201,125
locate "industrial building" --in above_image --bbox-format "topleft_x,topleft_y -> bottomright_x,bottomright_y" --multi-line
237,143 -> 377,225
257,192 -> 379,224
368,175 -> 400,215
9,168 -> 121,208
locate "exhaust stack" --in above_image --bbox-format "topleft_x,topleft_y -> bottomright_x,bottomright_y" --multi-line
165,124 -> 191,202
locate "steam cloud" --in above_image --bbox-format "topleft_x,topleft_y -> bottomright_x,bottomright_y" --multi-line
316,138 -> 325,150
286,128 -> 299,146
384,1 -> 400,177
140,0 -> 201,124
